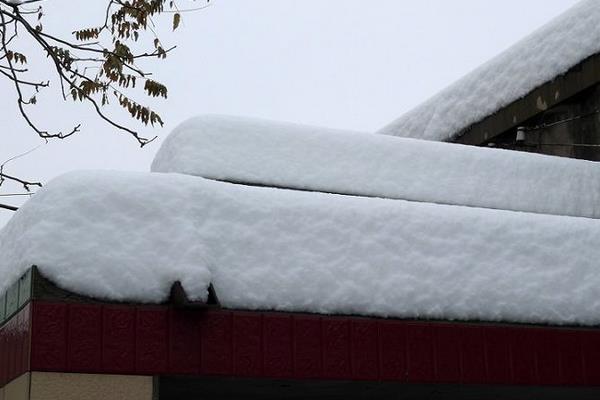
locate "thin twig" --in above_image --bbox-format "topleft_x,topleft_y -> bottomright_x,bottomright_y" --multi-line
0,203 -> 18,211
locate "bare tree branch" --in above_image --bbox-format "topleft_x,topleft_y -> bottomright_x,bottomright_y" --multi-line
0,203 -> 18,211
0,0 -> 208,206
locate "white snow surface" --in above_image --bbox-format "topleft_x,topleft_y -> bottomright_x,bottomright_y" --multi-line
2,170 -> 600,325
152,115 -> 600,219
377,0 -> 600,142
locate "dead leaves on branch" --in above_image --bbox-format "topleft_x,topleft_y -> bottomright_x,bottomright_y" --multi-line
173,13 -> 181,30
144,79 -> 167,98
5,50 -> 26,64
118,93 -> 163,126
0,0 -> 207,147
73,28 -> 101,42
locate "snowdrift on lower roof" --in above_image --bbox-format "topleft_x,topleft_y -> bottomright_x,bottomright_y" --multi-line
2,170 -> 600,325
152,114 -> 600,219
377,0 -> 600,142
0,171 -> 212,303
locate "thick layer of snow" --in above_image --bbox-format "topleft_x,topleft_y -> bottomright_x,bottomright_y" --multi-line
378,0 -> 600,141
2,170 -> 600,325
152,115 -> 600,219
0,171 -> 211,303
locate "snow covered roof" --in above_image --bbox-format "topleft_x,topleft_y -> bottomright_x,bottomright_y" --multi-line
378,0 -> 600,142
3,115 -> 600,326
153,115 -> 600,219
3,170 -> 600,326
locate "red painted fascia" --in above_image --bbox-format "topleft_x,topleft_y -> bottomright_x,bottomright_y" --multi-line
2,301 -> 600,387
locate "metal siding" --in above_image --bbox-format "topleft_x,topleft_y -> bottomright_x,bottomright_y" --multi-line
4,300 -> 598,388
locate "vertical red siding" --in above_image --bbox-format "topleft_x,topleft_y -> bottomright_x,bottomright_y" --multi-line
351,320 -> 379,380
0,305 -> 30,387
31,302 -> 67,372
233,313 -> 263,377
135,307 -> 168,374
102,305 -> 136,373
293,316 -> 322,378
510,327 -> 538,385
559,330 -> 585,385
535,330 -> 561,384
484,326 -> 512,384
263,314 -> 293,378
200,310 -> 232,375
582,330 -> 600,385
406,323 -> 435,383
460,326 -> 487,383
67,304 -> 102,372
322,319 -> 351,380
169,309 -> 200,374
378,321 -> 407,381
0,300 -> 594,388
434,324 -> 461,383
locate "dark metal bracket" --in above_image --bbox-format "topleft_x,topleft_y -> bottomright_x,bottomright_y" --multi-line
169,281 -> 220,309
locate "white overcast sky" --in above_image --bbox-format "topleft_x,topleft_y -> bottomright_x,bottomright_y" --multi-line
0,0 -> 581,226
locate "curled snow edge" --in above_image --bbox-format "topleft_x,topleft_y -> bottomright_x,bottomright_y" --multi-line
152,114 -> 600,220
3,170 -> 600,326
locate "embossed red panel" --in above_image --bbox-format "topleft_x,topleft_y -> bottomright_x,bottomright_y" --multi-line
31,302 -> 67,371
485,326 -> 512,384
200,310 -> 233,375
510,327 -> 538,385
15,300 -> 600,388
102,306 -> 136,373
322,319 -> 351,379
434,324 -> 461,383
351,319 -> 379,380
21,306 -> 31,378
406,323 -> 435,383
7,317 -> 15,383
535,329 -> 561,384
233,313 -> 263,377
0,305 -> 31,387
460,326 -> 487,383
67,304 -> 102,372
169,309 -> 200,374
559,330 -> 585,385
379,321 -> 407,381
135,307 -> 168,374
582,330 -> 600,385
16,306 -> 30,381
293,316 -> 322,378
0,325 -> 5,386
263,314 -> 293,378
4,318 -> 16,381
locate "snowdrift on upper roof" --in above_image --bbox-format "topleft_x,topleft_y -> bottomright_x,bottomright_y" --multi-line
377,0 -> 600,142
153,114 -> 600,219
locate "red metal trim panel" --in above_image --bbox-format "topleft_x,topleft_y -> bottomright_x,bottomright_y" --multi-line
322,319 -> 351,380
169,308 -> 200,374
135,307 -> 169,374
351,320 -> 379,380
67,304 -> 102,372
433,324 -> 461,383
263,314 -> 293,378
0,304 -> 30,388
200,310 -> 232,375
102,305 -> 136,373
233,312 -> 263,377
378,320 -> 407,381
293,316 -> 322,379
19,300 -> 600,386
